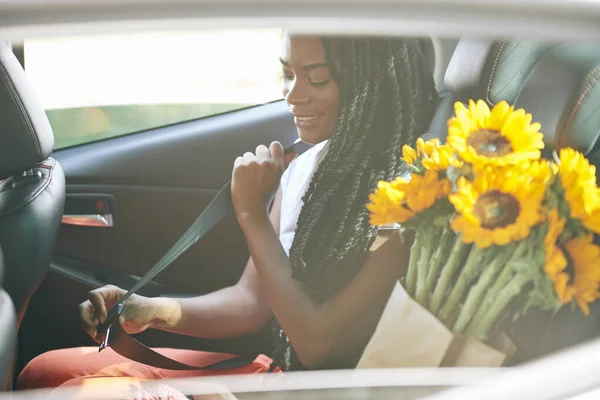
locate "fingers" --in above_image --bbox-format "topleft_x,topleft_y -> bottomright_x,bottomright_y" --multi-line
87,289 -> 108,324
243,152 -> 255,163
255,145 -> 270,160
233,156 -> 243,171
79,300 -> 99,340
81,284 -> 124,338
269,142 -> 283,164
233,142 -> 286,170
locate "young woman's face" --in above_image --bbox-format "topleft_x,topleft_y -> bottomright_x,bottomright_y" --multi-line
280,33 -> 340,144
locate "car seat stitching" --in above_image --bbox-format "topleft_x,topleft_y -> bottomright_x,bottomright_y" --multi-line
486,40 -> 508,106
555,63 -> 600,139
558,65 -> 600,146
573,106 -> 600,138
494,46 -> 545,101
577,64 -> 600,91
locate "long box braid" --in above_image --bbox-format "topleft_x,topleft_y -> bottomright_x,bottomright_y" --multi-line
272,36 -> 438,371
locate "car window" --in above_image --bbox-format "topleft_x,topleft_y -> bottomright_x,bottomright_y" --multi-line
23,29 -> 284,149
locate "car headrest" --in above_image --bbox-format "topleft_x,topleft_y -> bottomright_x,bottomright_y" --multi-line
418,37 -> 436,77
441,39 -> 600,156
445,39 -> 556,105
0,42 -> 54,180
517,43 -> 600,155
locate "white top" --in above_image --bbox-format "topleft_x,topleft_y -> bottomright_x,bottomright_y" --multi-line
279,140 -> 329,255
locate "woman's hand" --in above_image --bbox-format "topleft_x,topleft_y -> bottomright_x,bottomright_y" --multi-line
231,142 -> 285,226
78,284 -> 178,342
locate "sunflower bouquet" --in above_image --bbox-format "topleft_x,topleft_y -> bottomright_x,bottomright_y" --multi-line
357,99 -> 600,368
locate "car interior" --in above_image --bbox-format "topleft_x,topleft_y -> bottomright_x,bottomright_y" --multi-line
0,31 -> 599,393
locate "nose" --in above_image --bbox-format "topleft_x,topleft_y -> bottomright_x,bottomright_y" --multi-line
284,79 -> 310,106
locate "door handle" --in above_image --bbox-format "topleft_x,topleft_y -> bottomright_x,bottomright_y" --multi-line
62,213 -> 114,228
62,193 -> 117,228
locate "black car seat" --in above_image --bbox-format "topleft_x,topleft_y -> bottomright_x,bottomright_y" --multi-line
433,38 -> 600,362
0,247 -> 17,391
0,41 -> 66,328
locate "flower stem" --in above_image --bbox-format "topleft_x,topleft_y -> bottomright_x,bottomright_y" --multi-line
466,238 -> 530,335
452,243 -> 516,333
429,236 -> 469,315
415,227 -> 437,307
468,273 -> 531,341
425,227 -> 454,298
438,245 -> 485,324
404,229 -> 422,296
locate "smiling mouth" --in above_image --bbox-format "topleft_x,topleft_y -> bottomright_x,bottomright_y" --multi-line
294,115 -> 320,129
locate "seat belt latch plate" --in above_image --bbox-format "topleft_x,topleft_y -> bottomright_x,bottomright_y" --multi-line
97,302 -> 125,352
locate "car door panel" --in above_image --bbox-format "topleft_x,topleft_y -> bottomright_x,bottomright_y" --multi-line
18,100 -> 295,372
56,102 -> 294,188
54,183 -> 243,293
52,100 -> 296,292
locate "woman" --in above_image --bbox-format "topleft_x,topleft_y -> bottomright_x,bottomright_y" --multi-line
17,32 -> 438,389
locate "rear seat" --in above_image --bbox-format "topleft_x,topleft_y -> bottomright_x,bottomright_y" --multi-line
431,39 -> 600,363
0,247 -> 17,390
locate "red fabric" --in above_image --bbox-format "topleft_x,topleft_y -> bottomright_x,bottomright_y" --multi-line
17,347 -> 275,390
53,377 -> 192,400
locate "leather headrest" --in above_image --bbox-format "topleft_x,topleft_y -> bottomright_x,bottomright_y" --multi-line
443,39 -> 600,156
419,37 -> 436,77
443,38 -> 496,97
445,39 -> 556,104
0,42 -> 54,180
516,44 -> 600,155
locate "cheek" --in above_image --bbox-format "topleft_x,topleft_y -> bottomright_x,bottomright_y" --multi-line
320,85 -> 340,118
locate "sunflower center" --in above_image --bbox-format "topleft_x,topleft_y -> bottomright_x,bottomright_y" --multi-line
466,129 -> 513,157
474,190 -> 520,229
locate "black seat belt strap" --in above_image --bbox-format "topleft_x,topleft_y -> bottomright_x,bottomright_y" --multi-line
96,140 -> 311,370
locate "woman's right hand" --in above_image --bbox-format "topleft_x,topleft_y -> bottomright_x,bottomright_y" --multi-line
78,284 -> 168,342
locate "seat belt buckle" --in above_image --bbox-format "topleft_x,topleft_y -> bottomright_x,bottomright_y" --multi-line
97,302 -> 125,352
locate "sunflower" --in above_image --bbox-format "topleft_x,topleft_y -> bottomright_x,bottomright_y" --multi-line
449,166 -> 546,248
527,158 -> 558,186
402,138 -> 462,172
447,100 -> 544,167
550,234 -> 600,316
401,145 -> 418,165
472,158 -> 557,187
556,148 -> 600,234
368,170 -> 452,226
543,209 -> 568,291
402,138 -> 442,164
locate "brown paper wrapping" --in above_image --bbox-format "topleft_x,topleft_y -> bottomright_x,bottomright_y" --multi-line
357,282 -> 514,368
441,335 -> 505,367
357,282 -> 454,368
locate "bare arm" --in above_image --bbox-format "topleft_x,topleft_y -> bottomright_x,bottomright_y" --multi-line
239,212 -> 408,368
231,142 -> 410,369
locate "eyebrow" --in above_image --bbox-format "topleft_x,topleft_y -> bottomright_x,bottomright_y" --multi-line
279,58 -> 329,70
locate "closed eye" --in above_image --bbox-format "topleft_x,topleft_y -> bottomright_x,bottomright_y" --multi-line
281,66 -> 294,81
309,79 -> 330,87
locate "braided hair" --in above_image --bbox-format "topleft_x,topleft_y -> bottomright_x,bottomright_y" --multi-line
271,36 -> 438,371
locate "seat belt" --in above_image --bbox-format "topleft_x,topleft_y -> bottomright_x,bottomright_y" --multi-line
96,140 -> 311,370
